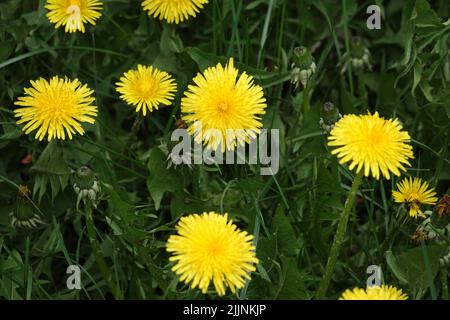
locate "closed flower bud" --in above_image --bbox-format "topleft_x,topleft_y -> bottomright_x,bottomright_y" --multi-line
10,185 -> 43,229
291,46 -> 316,91
319,102 -> 342,132
73,166 -> 101,209
341,37 -> 372,74
440,248 -> 450,266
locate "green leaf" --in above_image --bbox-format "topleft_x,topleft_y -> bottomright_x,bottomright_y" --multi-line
146,148 -> 182,210
271,205 -> 298,257
275,257 -> 309,299
30,142 -> 71,202
386,245 -> 446,292
412,0 -> 441,27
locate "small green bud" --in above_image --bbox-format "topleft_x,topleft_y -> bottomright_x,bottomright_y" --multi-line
73,166 -> 101,209
319,102 -> 342,132
341,37 -> 372,74
10,185 -> 43,229
440,248 -> 450,266
291,46 -> 316,91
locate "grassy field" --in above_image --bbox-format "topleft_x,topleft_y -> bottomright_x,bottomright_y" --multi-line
0,0 -> 449,300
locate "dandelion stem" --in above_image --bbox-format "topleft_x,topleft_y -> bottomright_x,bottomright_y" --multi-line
84,203 -> 120,299
302,85 -> 310,115
441,267 -> 449,300
316,170 -> 364,299
358,73 -> 367,102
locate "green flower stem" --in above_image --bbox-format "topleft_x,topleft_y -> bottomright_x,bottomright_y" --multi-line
302,85 -> 310,116
84,203 -> 120,299
441,267 -> 449,300
357,73 -> 368,102
316,169 -> 364,299
294,85 -> 310,130
123,114 -> 144,155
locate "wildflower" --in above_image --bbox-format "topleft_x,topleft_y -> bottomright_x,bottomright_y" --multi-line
440,248 -> 450,267
341,36 -> 371,74
166,212 -> 258,296
328,112 -> 414,180
290,46 -> 316,91
319,102 -> 342,133
10,186 -> 43,229
393,177 -> 438,218
142,0 -> 208,24
181,58 -> 267,152
46,0 -> 103,33
14,76 -> 97,141
73,166 -> 101,209
116,65 -> 177,117
340,285 -> 408,300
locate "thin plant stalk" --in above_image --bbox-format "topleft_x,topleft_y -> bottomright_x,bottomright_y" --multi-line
302,85 -> 310,115
441,267 -> 449,300
84,203 -> 121,299
316,170 -> 364,299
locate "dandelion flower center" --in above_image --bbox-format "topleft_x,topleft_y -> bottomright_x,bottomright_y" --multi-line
217,102 -> 230,113
393,177 -> 437,218
66,4 -> 82,30
328,112 -> 414,180
181,58 -> 267,152
138,78 -> 159,98
46,0 -> 103,33
167,212 -> 258,296
115,64 -> 177,116
14,76 -> 97,141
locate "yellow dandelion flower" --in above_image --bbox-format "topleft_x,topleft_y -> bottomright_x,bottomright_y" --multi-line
340,285 -> 408,300
166,212 -> 258,296
181,58 -> 267,152
115,64 -> 177,117
328,112 -> 414,180
14,76 -> 97,141
46,0 -> 103,33
142,0 -> 208,24
393,177 -> 438,218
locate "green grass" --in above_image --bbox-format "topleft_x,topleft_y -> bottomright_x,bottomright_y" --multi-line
0,0 -> 449,300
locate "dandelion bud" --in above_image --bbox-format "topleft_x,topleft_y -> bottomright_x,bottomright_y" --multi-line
10,185 -> 43,229
319,102 -> 342,132
73,166 -> 101,209
440,248 -> 450,266
291,46 -> 316,91
350,37 -> 371,72
341,37 -> 372,74
431,194 -> 450,228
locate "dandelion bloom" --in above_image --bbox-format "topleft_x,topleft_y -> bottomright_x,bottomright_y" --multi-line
328,112 -> 414,180
46,0 -> 103,33
115,65 -> 177,117
181,58 -> 267,152
14,76 -> 97,141
340,285 -> 408,300
167,212 -> 258,296
393,177 -> 438,218
142,0 -> 208,24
